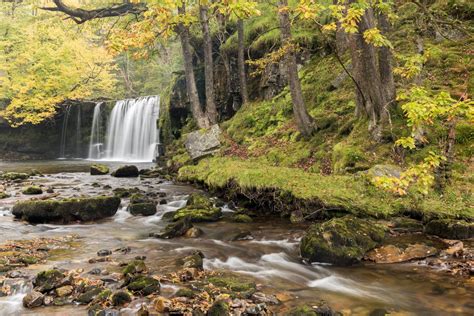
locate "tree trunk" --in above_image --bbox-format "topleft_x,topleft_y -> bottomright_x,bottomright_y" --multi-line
237,19 -> 248,105
347,4 -> 388,140
278,0 -> 315,137
377,10 -> 396,104
199,4 -> 218,124
178,3 -> 210,129
435,121 -> 456,191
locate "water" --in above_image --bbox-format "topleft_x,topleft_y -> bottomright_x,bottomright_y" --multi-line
58,104 -> 72,159
91,96 -> 160,162
59,104 -> 83,159
88,102 -> 104,159
0,161 -> 473,315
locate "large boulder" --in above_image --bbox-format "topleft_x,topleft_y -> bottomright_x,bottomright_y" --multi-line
300,216 -> 387,266
12,196 -> 121,224
111,165 -> 139,177
152,217 -> 193,239
185,124 -> 221,160
425,219 -> 473,239
365,164 -> 403,178
22,186 -> 43,195
127,194 -> 157,216
33,269 -> 66,293
0,172 -> 29,181
23,291 -> 44,308
173,193 -> 221,222
90,164 -> 109,175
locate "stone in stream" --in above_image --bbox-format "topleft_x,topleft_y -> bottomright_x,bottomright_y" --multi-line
365,243 -> 439,263
207,300 -> 231,316
179,251 -> 205,270
184,124 -> 222,160
300,216 -> 387,266
22,186 -> 43,195
97,249 -> 112,257
76,286 -> 103,304
33,269 -> 66,293
151,217 -> 194,239
111,290 -> 132,306
126,275 -> 160,295
22,290 -> 44,308
12,196 -> 121,224
111,165 -> 139,177
0,172 -> 29,181
90,164 -> 109,175
127,193 -> 157,216
184,227 -> 203,238
0,191 -> 9,199
425,219 -> 474,240
173,193 -> 222,223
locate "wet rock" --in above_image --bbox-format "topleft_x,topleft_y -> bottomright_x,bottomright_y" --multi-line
23,290 -> 44,308
425,219 -> 473,240
0,191 -> 10,199
97,249 -> 112,257
113,187 -> 141,198
153,296 -> 171,313
245,303 -> 267,315
89,268 -> 102,275
159,199 -> 168,205
300,216 -> 387,265
365,243 -> 439,263
208,276 -> 256,297
173,193 -> 222,222
12,196 -> 121,224
389,217 -> 423,233
251,292 -> 279,305
43,295 -> 54,306
227,230 -> 254,241
184,227 -> 203,238
128,194 -> 157,216
46,187 -> 54,193
185,124 -> 222,160
137,305 -> 150,316
152,217 -> 193,239
126,275 -> 160,295
33,269 -> 65,293
369,308 -> 389,316
90,164 -> 109,175
111,290 -> 131,306
122,259 -> 147,275
441,240 -> 464,257
174,288 -> 195,298
231,214 -> 253,223
6,270 -> 28,279
111,165 -> 139,178
56,285 -> 73,297
22,186 -> 43,195
76,287 -> 103,304
1,172 -> 29,181
180,251 -> 205,270
208,300 -> 230,316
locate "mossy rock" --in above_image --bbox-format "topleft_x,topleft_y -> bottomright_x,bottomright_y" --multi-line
153,217 -> 193,239
12,196 -> 121,224
113,187 -> 141,198
300,216 -> 387,266
179,251 -> 204,270
231,214 -> 253,223
19,255 -> 38,265
208,276 -> 256,293
127,275 -> 160,295
33,269 -> 65,293
0,191 -> 9,199
22,186 -> 43,195
111,290 -> 131,306
122,260 -> 147,275
173,207 -> 222,222
111,165 -> 139,177
90,164 -> 109,175
425,219 -> 473,240
128,203 -> 157,216
207,300 -> 230,316
76,287 -> 103,304
174,288 -> 195,298
186,193 -> 213,209
287,305 -> 317,316
1,172 -> 29,181
332,142 -> 368,174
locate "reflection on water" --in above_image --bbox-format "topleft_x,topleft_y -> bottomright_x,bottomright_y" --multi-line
0,161 -> 473,315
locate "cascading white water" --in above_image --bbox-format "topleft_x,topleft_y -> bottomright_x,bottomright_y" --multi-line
89,96 -> 160,162
88,102 -> 104,159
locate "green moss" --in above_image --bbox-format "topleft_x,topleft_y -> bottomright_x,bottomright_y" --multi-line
187,193 -> 213,209
332,142 -> 368,174
97,289 -> 112,301
208,276 -> 256,293
288,306 -> 317,316
0,172 -> 29,181
173,207 -> 222,222
19,255 -> 38,265
0,191 -> 9,199
127,275 -> 160,295
175,288 -> 195,298
207,300 -> 230,316
22,186 -> 43,195
231,214 -> 253,223
111,290 -> 131,306
122,260 -> 146,275
90,164 -> 109,175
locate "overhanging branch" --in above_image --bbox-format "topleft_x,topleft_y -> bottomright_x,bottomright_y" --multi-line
41,0 -> 147,24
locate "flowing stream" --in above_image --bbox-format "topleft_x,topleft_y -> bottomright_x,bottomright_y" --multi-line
0,161 -> 473,315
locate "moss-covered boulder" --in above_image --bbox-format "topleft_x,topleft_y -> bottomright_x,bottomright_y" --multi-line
152,217 -> 193,239
300,216 -> 387,266
111,165 -> 139,177
1,172 -> 29,181
22,186 -> 43,195
208,276 -> 256,297
179,251 -> 205,270
76,287 -> 103,304
111,290 -> 132,306
127,194 -> 157,216
425,219 -> 473,239
90,164 -> 109,175
122,259 -> 147,275
127,275 -> 160,295
172,194 -> 221,222
12,196 -> 121,224
231,214 -> 253,223
33,269 -> 65,293
22,291 -> 44,308
113,187 -> 141,198
207,300 -> 230,316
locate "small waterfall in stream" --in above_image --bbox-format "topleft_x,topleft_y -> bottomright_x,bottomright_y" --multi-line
88,96 -> 160,162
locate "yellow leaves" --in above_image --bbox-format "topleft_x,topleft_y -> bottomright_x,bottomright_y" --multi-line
247,43 -> 297,77
296,0 -> 323,20
340,7 -> 364,34
322,22 -> 337,33
363,28 -> 393,48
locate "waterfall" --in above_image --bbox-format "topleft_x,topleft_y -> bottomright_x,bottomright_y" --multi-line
88,102 -> 104,159
58,104 -> 73,159
88,96 -> 160,162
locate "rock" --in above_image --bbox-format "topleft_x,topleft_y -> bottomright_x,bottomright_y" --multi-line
111,165 -> 139,178
159,199 -> 167,205
173,206 -> 221,223
23,291 -> 44,308
153,296 -> 171,313
208,276 -> 256,296
184,124 -> 222,160
33,269 -> 65,293
1,172 -> 29,181
137,305 -> 150,316
113,187 -> 141,198
184,227 -> 203,238
122,260 -> 147,275
97,249 -> 112,257
128,194 -> 157,216
180,251 -> 205,270
12,196 -> 121,224
22,186 -> 43,195
365,164 -> 403,178
365,243 -> 439,263
46,187 -> 54,193
127,275 -> 160,295
300,216 -> 387,265
425,219 -> 474,240
442,240 -> 464,257
207,300 -> 230,316
231,214 -> 253,223
153,217 -> 193,239
251,292 -> 279,305
245,303 -> 267,315
227,230 -> 254,241
90,164 -> 109,175
76,287 -> 102,304
0,191 -> 10,199
89,268 -> 102,275
174,288 -> 195,298
56,285 -> 73,297
111,290 -> 131,306
389,217 -> 423,233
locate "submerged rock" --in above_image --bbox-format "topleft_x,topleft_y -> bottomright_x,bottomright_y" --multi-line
90,164 -> 109,175
365,243 -> 439,263
12,196 -> 121,224
111,165 -> 139,177
231,214 -> 253,223
425,219 -> 473,240
22,186 -> 43,195
180,251 -> 205,270
300,216 -> 387,265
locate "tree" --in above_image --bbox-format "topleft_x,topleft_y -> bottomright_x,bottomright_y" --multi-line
237,18 -> 249,105
278,0 -> 315,137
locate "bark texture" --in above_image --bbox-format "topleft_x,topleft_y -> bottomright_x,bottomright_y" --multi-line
237,19 -> 249,105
